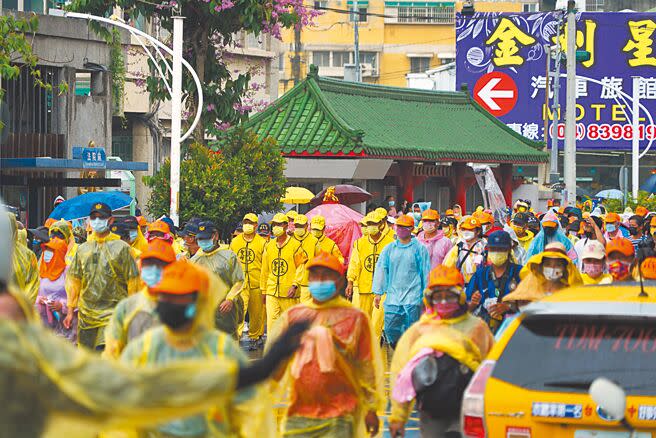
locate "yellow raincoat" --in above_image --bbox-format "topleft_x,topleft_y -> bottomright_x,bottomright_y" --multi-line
0,286 -> 240,438
269,296 -> 384,437
131,227 -> 148,254
230,233 -> 267,340
389,312 -> 494,425
119,261 -> 273,438
513,250 -> 583,298
191,247 -> 245,339
50,220 -> 79,266
7,213 -> 39,303
66,232 -> 140,349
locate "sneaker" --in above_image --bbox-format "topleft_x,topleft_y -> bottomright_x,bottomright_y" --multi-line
248,338 -> 261,351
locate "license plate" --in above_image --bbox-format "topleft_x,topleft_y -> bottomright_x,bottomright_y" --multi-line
575,431 -> 652,438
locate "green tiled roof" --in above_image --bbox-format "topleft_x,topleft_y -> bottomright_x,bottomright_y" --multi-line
243,71 -> 548,164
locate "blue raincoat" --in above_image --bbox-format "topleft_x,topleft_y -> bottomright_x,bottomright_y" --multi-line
525,217 -> 578,263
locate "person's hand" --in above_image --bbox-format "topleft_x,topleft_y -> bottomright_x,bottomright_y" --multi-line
287,285 -> 298,298
469,291 -> 482,311
63,311 -> 74,329
374,295 -> 381,309
36,296 -> 45,305
389,421 -> 405,438
219,299 -> 233,314
365,411 -> 379,437
489,302 -> 510,318
345,283 -> 354,299
48,300 -> 63,313
266,319 -> 312,361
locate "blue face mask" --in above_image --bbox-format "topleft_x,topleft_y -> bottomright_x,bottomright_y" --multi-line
197,239 -> 215,252
308,281 -> 337,302
388,200 -> 395,207
141,265 -> 163,288
606,224 -> 617,233
89,218 -> 109,233
129,229 -> 139,242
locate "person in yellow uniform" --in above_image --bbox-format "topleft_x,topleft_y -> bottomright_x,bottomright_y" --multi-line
7,213 -> 39,303
310,215 -> 344,264
260,213 -> 304,330
230,213 -> 267,350
292,214 -> 320,304
510,213 -> 534,252
191,221 -> 245,340
346,211 -> 394,341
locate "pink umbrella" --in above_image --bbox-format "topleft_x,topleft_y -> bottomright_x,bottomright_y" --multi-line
306,203 -> 364,263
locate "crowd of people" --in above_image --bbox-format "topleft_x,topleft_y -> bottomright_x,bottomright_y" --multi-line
6,194 -> 656,438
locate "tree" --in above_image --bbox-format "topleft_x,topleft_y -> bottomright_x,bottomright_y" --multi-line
70,0 -> 319,139
144,128 -> 286,235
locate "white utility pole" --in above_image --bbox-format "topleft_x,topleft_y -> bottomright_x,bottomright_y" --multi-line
564,0 -> 577,205
169,15 -> 184,226
632,76 -> 641,200
353,0 -> 361,82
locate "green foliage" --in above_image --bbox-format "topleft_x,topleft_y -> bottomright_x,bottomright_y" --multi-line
144,129 -> 286,235
603,190 -> 656,213
109,28 -> 126,116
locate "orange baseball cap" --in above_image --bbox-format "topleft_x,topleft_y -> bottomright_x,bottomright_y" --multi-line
44,218 -> 57,228
137,216 -> 148,227
151,260 -> 209,295
445,209 -> 454,216
641,257 -> 656,280
396,214 -> 415,227
421,209 -> 440,221
606,237 -> 635,258
141,239 -> 176,263
636,206 -> 648,217
306,251 -> 345,275
148,220 -> 171,235
460,216 -> 481,230
604,212 -> 621,223
427,265 -> 465,289
473,211 -> 493,225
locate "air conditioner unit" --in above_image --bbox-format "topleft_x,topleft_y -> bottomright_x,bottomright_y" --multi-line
360,63 -> 375,75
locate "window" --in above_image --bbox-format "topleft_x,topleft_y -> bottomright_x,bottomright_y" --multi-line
278,53 -> 285,71
360,51 -> 377,69
313,0 -> 327,8
397,5 -> 454,24
440,57 -> 455,65
350,6 -> 367,22
522,3 -> 539,12
333,51 -> 351,67
312,51 -> 331,67
410,57 -> 431,73
585,0 -> 604,11
245,33 -> 265,50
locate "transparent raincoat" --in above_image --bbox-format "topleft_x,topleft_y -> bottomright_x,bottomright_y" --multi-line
389,312 -> 494,424
49,220 -> 79,266
268,296 -> 384,437
513,250 -> 583,298
7,213 -> 39,303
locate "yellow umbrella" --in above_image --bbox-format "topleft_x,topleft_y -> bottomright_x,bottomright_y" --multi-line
281,186 -> 314,204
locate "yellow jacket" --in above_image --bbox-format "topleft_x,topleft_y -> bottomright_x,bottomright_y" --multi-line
516,231 -> 534,252
347,231 -> 395,294
581,272 -> 613,285
230,233 -> 267,290
260,236 -> 304,298
316,234 -> 344,264
292,232 -> 320,287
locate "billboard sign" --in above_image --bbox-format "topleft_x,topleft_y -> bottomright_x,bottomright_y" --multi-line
456,11 -> 656,152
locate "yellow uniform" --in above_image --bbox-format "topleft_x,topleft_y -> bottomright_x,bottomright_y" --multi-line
230,233 -> 267,340
316,234 -> 344,264
515,230 -> 534,252
292,232 -> 320,303
347,230 -> 394,340
260,236 -> 304,330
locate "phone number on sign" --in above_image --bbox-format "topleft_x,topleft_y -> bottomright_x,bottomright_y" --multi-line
551,123 -> 656,141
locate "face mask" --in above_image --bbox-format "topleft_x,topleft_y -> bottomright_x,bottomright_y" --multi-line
542,266 -> 564,281
608,260 -> 631,280
543,227 -> 556,237
308,281 -> 337,302
141,265 -> 163,287
155,300 -> 197,330
488,251 -> 508,267
396,227 -> 413,240
518,206 -> 527,213
583,263 -> 604,278
242,224 -> 255,235
367,225 -> 379,236
361,226 -> 369,236
43,250 -> 54,263
272,226 -> 285,237
90,218 -> 109,233
568,230 -> 577,237
294,228 -> 307,238
432,301 -> 462,319
129,229 -> 139,242
461,230 -> 476,241
311,229 -> 323,238
422,222 -> 436,233
197,239 -> 215,252
628,226 -> 639,236
511,225 -> 525,235
606,224 -> 617,233
388,200 -> 395,207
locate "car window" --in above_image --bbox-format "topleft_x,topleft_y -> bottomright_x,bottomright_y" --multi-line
493,316 -> 656,395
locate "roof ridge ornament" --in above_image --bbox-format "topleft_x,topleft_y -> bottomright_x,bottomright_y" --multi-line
308,64 -> 319,79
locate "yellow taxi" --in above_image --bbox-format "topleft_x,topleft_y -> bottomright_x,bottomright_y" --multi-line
461,282 -> 656,438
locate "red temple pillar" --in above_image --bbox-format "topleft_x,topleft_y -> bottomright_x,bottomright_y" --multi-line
499,163 -> 513,207
452,162 -> 468,210
397,161 -> 427,203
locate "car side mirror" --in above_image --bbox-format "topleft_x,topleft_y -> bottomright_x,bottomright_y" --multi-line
589,377 -> 627,421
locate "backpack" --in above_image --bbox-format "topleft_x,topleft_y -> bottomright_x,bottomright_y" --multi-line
412,354 -> 474,419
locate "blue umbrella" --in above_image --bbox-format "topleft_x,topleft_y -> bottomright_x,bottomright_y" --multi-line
641,173 -> 656,194
595,189 -> 624,200
49,192 -> 134,221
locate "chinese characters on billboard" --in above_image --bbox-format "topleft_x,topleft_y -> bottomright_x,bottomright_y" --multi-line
456,11 -> 656,151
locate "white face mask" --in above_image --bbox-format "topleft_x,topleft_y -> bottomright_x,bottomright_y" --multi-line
461,230 -> 476,241
543,266 -> 564,281
89,218 -> 109,233
43,250 -> 54,263
422,222 -> 436,233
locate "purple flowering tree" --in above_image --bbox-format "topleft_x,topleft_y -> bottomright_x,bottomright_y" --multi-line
70,0 -> 320,140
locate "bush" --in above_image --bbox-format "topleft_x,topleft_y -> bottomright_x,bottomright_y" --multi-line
603,190 -> 656,213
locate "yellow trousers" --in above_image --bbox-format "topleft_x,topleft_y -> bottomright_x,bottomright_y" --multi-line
266,296 -> 300,331
299,286 -> 312,304
352,292 -> 374,318
371,294 -> 386,342
238,287 -> 265,340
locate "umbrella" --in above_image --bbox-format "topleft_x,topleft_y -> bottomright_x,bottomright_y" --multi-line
48,192 -> 133,221
306,203 -> 363,262
595,189 -> 624,200
310,184 -> 372,206
281,186 -> 314,204
641,173 -> 656,194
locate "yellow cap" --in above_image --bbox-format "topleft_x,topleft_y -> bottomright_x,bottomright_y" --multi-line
374,207 -> 388,220
310,215 -> 326,230
294,214 -> 309,225
272,213 -> 288,224
243,213 -> 258,223
286,210 -> 298,220
365,212 -> 381,225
